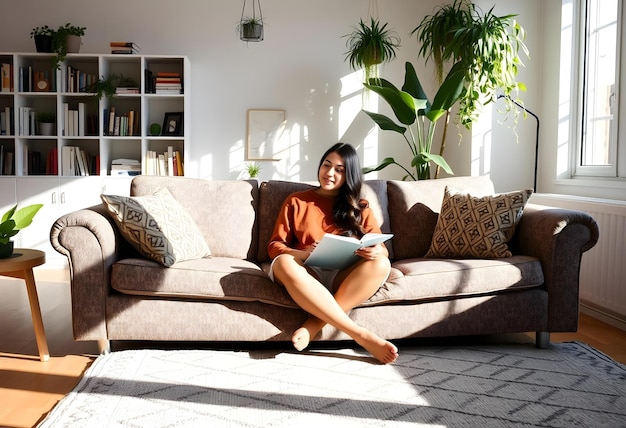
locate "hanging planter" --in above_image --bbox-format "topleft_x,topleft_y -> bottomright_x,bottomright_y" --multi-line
239,0 -> 264,42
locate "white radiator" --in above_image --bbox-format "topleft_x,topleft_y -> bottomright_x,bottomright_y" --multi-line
530,194 -> 626,330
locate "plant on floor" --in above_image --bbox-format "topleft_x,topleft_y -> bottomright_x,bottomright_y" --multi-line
343,17 -> 400,84
411,0 -> 528,176
362,61 -> 464,180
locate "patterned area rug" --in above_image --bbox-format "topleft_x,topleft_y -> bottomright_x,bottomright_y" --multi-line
38,342 -> 625,427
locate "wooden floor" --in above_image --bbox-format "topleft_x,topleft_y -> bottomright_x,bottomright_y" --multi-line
0,270 -> 624,428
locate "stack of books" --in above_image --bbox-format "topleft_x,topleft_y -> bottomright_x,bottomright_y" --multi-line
155,72 -> 182,94
110,42 -> 141,55
111,158 -> 141,176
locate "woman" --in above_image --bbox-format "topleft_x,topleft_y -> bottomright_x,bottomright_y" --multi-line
268,143 -> 398,364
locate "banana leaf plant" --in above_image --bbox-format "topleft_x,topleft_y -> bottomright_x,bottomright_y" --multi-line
362,61 -> 465,180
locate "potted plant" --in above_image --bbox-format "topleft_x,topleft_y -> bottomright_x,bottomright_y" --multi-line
30,25 -> 55,53
239,17 -> 264,41
87,73 -> 138,99
245,161 -> 261,178
52,23 -> 86,69
362,61 -> 465,180
344,17 -> 400,84
36,111 -> 56,136
0,204 -> 44,258
411,0 -> 528,177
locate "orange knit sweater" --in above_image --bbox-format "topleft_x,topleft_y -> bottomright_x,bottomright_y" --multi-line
267,189 -> 382,260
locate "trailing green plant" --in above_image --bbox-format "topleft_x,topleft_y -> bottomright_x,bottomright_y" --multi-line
51,23 -> 86,69
344,17 -> 400,83
0,204 -> 44,245
411,0 -> 528,176
362,61 -> 464,180
87,73 -> 138,99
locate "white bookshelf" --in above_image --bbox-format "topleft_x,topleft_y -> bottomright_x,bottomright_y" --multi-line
0,52 -> 190,265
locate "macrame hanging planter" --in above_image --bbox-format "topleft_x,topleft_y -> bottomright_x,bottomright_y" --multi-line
239,0 -> 264,42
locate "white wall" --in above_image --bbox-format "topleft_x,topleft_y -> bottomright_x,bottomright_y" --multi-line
0,0 -> 543,188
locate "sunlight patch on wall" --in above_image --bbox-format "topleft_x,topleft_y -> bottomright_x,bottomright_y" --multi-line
471,104 -> 493,177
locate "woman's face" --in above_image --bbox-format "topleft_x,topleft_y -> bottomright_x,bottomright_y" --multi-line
318,151 -> 346,196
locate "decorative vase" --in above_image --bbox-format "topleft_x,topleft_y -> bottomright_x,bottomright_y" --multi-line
65,35 -> 81,53
34,35 -> 53,53
0,241 -> 14,259
39,122 -> 54,136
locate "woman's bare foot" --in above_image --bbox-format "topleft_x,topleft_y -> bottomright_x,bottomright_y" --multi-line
292,327 -> 312,351
353,330 -> 398,364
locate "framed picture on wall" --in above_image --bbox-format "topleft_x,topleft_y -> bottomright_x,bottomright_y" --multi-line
162,112 -> 184,136
246,109 -> 286,160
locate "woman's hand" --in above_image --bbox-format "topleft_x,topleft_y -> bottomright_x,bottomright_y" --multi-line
355,243 -> 388,261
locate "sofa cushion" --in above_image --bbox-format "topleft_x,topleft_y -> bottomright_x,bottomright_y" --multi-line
130,176 -> 259,260
111,257 -> 300,308
371,256 -> 544,305
387,176 -> 495,259
101,189 -> 211,267
256,179 -> 391,262
425,187 -> 533,258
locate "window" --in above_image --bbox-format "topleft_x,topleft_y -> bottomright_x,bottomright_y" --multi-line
575,0 -> 622,178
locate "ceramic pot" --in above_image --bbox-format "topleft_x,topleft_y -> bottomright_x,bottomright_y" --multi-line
39,122 -> 54,136
0,241 -> 14,259
34,35 -> 53,53
65,35 -> 81,53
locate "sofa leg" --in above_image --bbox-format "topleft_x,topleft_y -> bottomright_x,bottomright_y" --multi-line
98,339 -> 111,354
535,332 -> 550,349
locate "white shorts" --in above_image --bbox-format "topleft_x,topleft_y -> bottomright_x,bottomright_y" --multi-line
269,256 -> 339,291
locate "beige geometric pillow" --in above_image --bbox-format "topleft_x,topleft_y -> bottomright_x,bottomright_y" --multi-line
101,188 -> 211,267
425,186 -> 533,258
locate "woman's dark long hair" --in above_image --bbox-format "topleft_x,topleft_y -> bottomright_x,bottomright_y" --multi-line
318,143 -> 366,237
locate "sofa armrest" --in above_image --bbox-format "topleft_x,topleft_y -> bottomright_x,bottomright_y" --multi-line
50,205 -> 128,341
515,203 -> 599,331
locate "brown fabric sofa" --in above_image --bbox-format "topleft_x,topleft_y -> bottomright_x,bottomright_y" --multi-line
50,175 -> 599,354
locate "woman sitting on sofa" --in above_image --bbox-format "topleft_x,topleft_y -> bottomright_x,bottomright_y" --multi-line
268,143 -> 398,364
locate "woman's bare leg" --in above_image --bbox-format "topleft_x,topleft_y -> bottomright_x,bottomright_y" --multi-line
273,255 -> 397,364
293,257 -> 392,351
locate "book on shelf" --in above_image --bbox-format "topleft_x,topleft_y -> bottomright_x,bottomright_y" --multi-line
305,233 -> 394,270
111,158 -> 141,176
115,87 -> 140,94
1,63 -> 12,92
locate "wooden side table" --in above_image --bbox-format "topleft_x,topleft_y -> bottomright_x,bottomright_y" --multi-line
0,249 -> 49,361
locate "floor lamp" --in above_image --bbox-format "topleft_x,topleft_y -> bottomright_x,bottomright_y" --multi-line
497,95 -> 540,192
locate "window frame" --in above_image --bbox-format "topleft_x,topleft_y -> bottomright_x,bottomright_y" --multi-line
573,0 -> 623,179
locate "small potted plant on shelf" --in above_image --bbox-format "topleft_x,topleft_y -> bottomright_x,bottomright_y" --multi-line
245,161 -> 261,178
0,204 -> 44,258
36,111 -> 56,136
52,23 -> 86,69
30,25 -> 55,53
344,17 -> 400,84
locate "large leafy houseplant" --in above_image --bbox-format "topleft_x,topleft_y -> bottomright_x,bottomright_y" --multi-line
411,0 -> 528,176
344,17 -> 400,83
362,61 -> 464,180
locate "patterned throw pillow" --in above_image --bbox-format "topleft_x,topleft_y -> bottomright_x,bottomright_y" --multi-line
101,188 -> 211,267
425,186 -> 533,258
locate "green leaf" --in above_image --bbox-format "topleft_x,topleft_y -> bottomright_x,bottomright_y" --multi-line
363,83 -> 416,125
8,204 -> 44,231
362,157 -> 397,174
426,62 -> 465,122
362,110 -> 406,134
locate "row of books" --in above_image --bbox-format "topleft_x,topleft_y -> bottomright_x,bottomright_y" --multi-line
110,42 -> 141,55
63,102 -> 95,137
103,107 -> 139,136
61,145 -> 99,176
16,106 -> 37,136
0,145 -> 14,175
0,107 -> 13,135
144,147 -> 184,176
66,65 -> 98,93
1,63 -> 59,93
